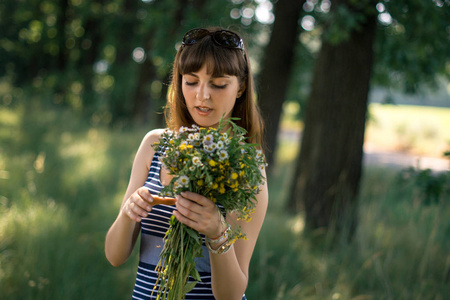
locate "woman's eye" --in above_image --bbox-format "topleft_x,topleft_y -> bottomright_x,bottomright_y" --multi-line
185,81 -> 197,86
212,84 -> 227,89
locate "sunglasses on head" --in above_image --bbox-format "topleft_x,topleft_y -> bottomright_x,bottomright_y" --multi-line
181,28 -> 245,51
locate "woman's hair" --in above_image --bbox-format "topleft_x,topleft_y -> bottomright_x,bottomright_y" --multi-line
164,27 -> 264,146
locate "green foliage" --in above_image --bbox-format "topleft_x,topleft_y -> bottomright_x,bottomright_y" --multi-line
1,104 -> 449,299
290,0 -> 449,114
322,0 -> 377,45
373,0 -> 450,91
0,0 -> 267,124
247,162 -> 450,299
397,167 -> 450,205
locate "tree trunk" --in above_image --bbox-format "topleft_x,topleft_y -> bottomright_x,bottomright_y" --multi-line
56,0 -> 69,72
257,0 -> 304,166
131,0 -> 188,124
288,0 -> 377,238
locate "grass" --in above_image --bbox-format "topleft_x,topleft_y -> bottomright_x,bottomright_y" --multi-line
280,102 -> 450,158
365,104 -> 450,157
0,101 -> 449,299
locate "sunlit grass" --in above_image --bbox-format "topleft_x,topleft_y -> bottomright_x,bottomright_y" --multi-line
279,102 -> 450,158
365,104 -> 450,156
250,164 -> 450,300
1,103 -> 449,299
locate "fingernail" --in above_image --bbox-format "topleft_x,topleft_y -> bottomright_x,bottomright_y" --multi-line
180,192 -> 187,197
147,205 -> 152,211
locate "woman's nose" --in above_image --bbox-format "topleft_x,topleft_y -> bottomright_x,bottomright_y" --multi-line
196,84 -> 211,101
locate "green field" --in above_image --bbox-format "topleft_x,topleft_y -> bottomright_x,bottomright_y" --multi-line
0,103 -> 449,299
365,104 -> 450,157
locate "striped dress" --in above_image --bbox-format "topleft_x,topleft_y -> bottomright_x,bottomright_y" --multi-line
132,152 -> 246,300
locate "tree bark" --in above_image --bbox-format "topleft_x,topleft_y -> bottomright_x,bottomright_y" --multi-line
288,0 -> 377,237
257,0 -> 304,166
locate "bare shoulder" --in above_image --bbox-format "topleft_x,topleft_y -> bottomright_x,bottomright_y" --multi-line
135,128 -> 167,169
142,128 -> 167,146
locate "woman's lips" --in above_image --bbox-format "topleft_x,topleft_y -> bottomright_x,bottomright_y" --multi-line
195,106 -> 212,115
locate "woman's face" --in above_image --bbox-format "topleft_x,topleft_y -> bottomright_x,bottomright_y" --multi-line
182,64 -> 242,128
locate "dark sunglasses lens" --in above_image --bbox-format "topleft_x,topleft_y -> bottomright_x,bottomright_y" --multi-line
183,29 -> 209,45
213,31 -> 242,48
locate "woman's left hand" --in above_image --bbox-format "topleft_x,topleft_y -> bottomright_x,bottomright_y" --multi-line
174,191 -> 225,239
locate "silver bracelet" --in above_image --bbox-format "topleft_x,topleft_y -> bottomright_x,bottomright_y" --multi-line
205,239 -> 233,255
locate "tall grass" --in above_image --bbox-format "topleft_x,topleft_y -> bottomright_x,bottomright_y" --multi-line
1,103 -> 449,299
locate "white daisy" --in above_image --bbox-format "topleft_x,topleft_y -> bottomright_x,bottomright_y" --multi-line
192,156 -> 202,166
218,150 -> 229,161
178,175 -> 190,186
256,150 -> 263,159
203,134 -> 214,145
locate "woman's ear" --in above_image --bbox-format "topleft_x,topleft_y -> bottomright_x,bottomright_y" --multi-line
237,84 -> 246,98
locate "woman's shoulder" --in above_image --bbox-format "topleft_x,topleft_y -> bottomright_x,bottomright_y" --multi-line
142,128 -> 167,145
135,128 -> 167,170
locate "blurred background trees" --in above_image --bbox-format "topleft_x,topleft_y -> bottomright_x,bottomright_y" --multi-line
1,0 -> 449,235
1,0 -> 448,235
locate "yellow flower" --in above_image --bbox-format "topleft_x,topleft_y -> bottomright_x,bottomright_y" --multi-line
197,179 -> 204,186
219,183 -> 226,194
231,172 -> 238,180
209,160 -> 217,167
211,182 -> 219,189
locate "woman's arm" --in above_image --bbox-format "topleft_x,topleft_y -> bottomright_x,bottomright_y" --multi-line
104,129 -> 164,267
210,172 -> 268,300
174,169 -> 269,300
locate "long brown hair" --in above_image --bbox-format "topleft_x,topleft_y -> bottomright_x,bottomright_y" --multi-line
165,27 -> 264,146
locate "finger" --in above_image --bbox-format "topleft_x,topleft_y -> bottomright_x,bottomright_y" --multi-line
129,197 -> 150,218
131,192 -> 153,212
179,191 -> 208,206
127,208 -> 144,222
173,210 -> 198,230
175,196 -> 201,220
137,187 -> 155,205
123,200 -> 146,222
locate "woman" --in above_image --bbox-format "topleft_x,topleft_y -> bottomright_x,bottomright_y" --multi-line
105,27 -> 268,300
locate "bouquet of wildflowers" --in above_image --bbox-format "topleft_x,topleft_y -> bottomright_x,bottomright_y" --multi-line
151,118 -> 266,300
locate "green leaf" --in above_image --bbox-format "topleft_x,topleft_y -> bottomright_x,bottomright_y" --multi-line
185,227 -> 201,244
189,268 -> 202,282
183,281 -> 198,294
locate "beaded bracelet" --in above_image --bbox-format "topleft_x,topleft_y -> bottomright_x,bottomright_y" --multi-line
206,224 -> 231,245
205,238 -> 233,255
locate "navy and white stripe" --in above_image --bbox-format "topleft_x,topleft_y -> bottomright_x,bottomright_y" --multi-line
132,152 -> 247,299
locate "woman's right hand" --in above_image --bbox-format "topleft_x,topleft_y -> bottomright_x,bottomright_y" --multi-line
121,187 -> 155,222
121,187 -> 176,222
